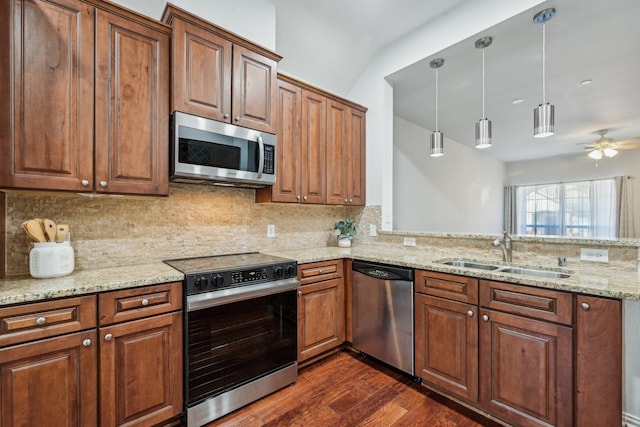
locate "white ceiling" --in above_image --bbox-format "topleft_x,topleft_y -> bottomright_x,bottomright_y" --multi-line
387,0 -> 640,162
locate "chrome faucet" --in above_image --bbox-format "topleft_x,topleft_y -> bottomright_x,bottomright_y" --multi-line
492,231 -> 512,262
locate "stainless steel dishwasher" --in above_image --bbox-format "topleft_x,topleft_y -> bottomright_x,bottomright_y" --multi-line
352,260 -> 414,376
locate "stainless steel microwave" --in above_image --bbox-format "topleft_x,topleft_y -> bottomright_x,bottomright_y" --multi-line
170,112 -> 276,187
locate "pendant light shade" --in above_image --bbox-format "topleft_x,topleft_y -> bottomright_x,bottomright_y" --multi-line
475,36 -> 493,148
533,8 -> 555,138
429,58 -> 445,157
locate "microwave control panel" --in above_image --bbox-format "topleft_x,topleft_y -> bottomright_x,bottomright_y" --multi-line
264,145 -> 275,174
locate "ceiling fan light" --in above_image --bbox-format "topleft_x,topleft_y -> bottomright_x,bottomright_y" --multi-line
475,118 -> 492,148
430,131 -> 444,157
588,149 -> 603,160
533,103 -> 554,138
603,147 -> 618,157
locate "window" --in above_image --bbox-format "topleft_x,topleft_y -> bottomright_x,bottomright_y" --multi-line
514,178 -> 616,238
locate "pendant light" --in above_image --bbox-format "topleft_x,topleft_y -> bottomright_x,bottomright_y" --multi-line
430,58 -> 445,157
533,8 -> 556,138
475,36 -> 493,148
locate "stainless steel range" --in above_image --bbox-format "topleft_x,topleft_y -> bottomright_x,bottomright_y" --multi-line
164,252 -> 299,426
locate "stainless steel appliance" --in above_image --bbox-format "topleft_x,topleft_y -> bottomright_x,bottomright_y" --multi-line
171,112 -> 277,187
352,261 -> 415,376
164,253 -> 299,426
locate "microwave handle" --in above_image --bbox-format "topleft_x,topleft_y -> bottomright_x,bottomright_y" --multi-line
257,135 -> 264,178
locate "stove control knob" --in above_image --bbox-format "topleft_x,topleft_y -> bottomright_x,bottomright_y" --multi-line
212,274 -> 223,288
285,264 -> 296,277
273,266 -> 284,279
194,276 -> 208,289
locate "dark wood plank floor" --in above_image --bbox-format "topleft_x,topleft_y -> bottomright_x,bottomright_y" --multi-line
207,351 -> 503,426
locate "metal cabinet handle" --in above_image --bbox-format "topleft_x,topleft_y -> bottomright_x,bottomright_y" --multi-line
99,181 -> 107,187
104,333 -> 113,342
303,196 -> 308,201
234,116 -> 240,121
141,298 -> 149,306
223,113 -> 229,119
344,198 -> 348,203
296,195 -> 301,200
482,315 -> 489,322
467,310 -> 474,317
298,291 -> 302,296
81,179 -> 89,187
319,268 -> 324,274
349,198 -> 353,203
82,339 -> 92,347
580,302 -> 590,311
36,317 -> 46,326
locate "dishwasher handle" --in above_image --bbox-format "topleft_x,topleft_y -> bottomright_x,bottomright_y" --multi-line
352,261 -> 414,281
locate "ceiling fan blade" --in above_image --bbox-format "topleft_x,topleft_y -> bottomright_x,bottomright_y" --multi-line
615,136 -> 640,145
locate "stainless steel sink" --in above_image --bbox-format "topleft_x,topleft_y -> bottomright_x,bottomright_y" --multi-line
440,260 -> 500,270
438,259 -> 572,278
496,267 -> 571,279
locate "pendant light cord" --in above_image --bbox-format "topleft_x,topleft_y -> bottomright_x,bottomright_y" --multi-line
542,22 -> 546,104
482,48 -> 486,119
435,69 -> 439,131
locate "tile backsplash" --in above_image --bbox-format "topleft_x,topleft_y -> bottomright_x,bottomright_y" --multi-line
3,184 -> 374,277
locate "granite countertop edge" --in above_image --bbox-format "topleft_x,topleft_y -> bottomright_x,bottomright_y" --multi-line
2,246 -> 639,306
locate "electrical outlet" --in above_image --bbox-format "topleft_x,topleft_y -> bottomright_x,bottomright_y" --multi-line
369,224 -> 377,236
267,224 -> 275,238
403,237 -> 416,246
580,248 -> 609,263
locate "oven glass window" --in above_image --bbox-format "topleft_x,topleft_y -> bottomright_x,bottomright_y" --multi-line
178,126 -> 259,172
186,290 -> 297,405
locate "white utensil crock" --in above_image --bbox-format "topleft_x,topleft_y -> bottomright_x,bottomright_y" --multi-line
29,241 -> 74,278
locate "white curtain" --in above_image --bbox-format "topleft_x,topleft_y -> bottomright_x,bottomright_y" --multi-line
616,176 -> 636,238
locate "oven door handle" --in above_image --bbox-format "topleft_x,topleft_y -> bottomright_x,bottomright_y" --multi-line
187,277 -> 299,311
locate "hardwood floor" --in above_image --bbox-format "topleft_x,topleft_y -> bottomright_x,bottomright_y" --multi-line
207,350 -> 503,426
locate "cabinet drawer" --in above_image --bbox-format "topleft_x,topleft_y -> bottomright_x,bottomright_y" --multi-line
416,270 -> 478,304
0,296 -> 97,347
99,282 -> 182,325
299,260 -> 343,285
479,280 -> 573,325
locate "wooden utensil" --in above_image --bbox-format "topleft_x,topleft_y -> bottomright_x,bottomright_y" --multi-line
21,219 -> 47,243
43,219 -> 57,242
55,224 -> 70,243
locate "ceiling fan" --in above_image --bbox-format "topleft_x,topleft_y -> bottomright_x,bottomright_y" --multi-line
582,129 -> 640,159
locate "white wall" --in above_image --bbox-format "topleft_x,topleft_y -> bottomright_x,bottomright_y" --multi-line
393,117 -> 505,233
346,0 -> 544,229
110,0 -> 276,50
507,151 -> 640,237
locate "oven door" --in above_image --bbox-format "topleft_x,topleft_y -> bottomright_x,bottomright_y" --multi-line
185,278 -> 298,424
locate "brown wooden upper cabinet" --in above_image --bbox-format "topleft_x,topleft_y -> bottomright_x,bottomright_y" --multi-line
0,0 -> 170,196
256,75 -> 366,205
163,4 -> 281,134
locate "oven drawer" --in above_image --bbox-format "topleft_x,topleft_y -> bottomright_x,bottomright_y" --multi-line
298,260 -> 343,285
99,282 -> 182,326
0,296 -> 97,347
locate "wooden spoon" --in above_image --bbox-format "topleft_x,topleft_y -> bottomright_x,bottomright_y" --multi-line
43,219 -> 57,242
21,219 -> 46,243
55,224 -> 70,243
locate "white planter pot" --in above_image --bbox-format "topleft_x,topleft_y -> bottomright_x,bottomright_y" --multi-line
338,238 -> 352,248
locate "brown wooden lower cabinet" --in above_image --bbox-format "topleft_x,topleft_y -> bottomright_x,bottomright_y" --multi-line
100,311 -> 183,427
297,260 -> 345,362
0,330 -> 98,427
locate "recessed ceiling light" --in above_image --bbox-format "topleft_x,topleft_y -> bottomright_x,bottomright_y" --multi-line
511,98 -> 525,105
580,79 -> 593,86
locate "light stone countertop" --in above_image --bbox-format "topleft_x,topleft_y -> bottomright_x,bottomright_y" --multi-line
2,245 -> 640,306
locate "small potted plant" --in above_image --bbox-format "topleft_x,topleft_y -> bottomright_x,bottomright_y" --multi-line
334,219 -> 357,247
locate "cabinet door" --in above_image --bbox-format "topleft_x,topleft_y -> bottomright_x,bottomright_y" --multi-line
0,0 -> 94,191
300,90 -> 326,204
0,330 -> 98,427
100,312 -> 182,427
94,10 -> 169,196
271,79 -> 302,202
575,295 -> 621,427
347,107 -> 366,205
415,294 -> 478,402
480,309 -> 573,427
326,99 -> 350,205
298,278 -> 345,361
171,17 -> 232,122
232,44 -> 277,133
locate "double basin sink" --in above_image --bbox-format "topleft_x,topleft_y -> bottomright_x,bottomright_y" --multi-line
439,260 -> 572,279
